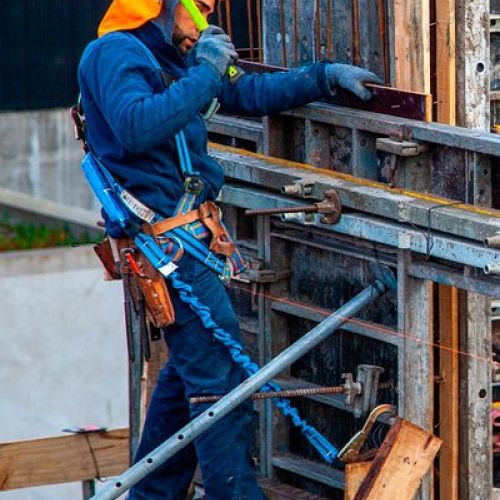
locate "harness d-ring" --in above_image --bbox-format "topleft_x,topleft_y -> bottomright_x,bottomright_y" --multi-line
167,235 -> 185,262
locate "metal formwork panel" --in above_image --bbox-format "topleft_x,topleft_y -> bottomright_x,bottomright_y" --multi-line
206,3 -> 500,498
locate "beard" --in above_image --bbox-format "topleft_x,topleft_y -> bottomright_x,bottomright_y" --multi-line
172,24 -> 186,48
172,24 -> 197,54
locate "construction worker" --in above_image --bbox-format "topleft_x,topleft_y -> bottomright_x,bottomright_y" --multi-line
78,1 -> 381,498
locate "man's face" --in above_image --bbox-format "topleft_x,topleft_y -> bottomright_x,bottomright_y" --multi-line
173,0 -> 216,54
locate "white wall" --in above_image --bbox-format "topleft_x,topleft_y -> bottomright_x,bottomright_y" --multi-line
0,246 -> 128,499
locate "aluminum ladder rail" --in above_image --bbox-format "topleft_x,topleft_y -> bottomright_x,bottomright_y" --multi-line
92,267 -> 396,500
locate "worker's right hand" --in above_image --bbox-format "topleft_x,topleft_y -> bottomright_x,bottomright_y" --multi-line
325,63 -> 383,101
195,25 -> 238,78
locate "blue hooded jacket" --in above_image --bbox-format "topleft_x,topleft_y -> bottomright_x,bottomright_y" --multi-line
78,2 -> 333,229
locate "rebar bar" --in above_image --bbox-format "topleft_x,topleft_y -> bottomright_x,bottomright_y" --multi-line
189,385 -> 346,404
485,235 -> 500,249
189,381 -> 394,404
246,0 -> 254,62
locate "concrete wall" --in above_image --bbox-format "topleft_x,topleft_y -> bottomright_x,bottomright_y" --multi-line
0,245 -> 128,499
0,109 -> 98,211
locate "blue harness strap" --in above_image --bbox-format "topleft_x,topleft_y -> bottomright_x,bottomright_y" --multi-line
81,154 -> 177,277
79,32 -> 339,464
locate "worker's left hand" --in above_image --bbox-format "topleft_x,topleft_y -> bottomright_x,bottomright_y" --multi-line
325,64 -> 383,101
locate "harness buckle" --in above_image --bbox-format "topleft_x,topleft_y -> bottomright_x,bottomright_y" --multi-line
204,251 -> 224,271
184,176 -> 204,195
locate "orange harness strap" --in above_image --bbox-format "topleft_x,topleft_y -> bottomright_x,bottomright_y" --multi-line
148,201 -> 236,258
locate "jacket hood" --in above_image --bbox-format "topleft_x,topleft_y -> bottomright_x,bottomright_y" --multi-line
98,0 -> 178,41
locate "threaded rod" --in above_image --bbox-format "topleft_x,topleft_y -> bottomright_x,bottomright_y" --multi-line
189,381 -> 394,404
246,205 -> 318,217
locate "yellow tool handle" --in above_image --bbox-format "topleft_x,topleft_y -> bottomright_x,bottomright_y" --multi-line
179,0 -> 243,83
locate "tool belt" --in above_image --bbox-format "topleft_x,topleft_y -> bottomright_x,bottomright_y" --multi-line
94,199 -> 244,329
147,200 -> 235,258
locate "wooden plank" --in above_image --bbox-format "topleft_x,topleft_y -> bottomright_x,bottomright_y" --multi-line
294,0 -> 315,66
393,0 -> 431,94
329,0 -> 354,64
358,0 -> 387,77
438,285 -> 460,500
0,429 -> 129,491
456,0 -> 491,128
435,0 -> 456,125
353,419 -> 442,500
459,290 -> 493,500
455,3 -> 492,499
434,1 -> 458,495
345,462 -> 371,500
262,0 -> 285,66
402,270 -> 434,499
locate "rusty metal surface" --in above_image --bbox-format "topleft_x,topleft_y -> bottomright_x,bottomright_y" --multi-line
238,61 -> 430,121
332,85 -> 430,121
431,146 -> 467,201
494,157 -> 500,210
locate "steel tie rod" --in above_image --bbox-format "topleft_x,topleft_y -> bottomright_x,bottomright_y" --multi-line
91,268 -> 396,500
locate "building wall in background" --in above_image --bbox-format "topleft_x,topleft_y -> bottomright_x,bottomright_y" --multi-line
0,109 -> 96,211
0,245 -> 127,499
0,0 -> 109,111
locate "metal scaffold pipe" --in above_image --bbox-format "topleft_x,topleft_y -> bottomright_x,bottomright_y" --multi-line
92,268 -> 396,500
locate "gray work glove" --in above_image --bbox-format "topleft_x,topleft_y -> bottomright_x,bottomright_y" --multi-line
195,25 -> 238,78
325,63 -> 383,101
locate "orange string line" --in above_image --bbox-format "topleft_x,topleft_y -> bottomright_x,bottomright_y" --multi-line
227,280 -> 496,367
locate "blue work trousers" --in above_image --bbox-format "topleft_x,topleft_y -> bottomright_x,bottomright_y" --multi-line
129,255 -> 265,500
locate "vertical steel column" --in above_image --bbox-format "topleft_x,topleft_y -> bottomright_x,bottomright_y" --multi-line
401,258 -> 434,500
122,273 -> 144,464
257,215 -> 273,476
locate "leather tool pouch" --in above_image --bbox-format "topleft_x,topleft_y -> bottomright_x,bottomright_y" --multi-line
94,238 -> 120,280
125,245 -> 176,329
95,237 -> 175,328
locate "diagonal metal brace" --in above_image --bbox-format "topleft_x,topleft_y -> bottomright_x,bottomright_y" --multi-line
92,267 -> 396,500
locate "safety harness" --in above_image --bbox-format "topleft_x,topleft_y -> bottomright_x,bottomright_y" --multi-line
73,32 -> 339,464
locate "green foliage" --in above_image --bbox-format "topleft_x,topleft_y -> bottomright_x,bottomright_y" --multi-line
0,215 -> 94,252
